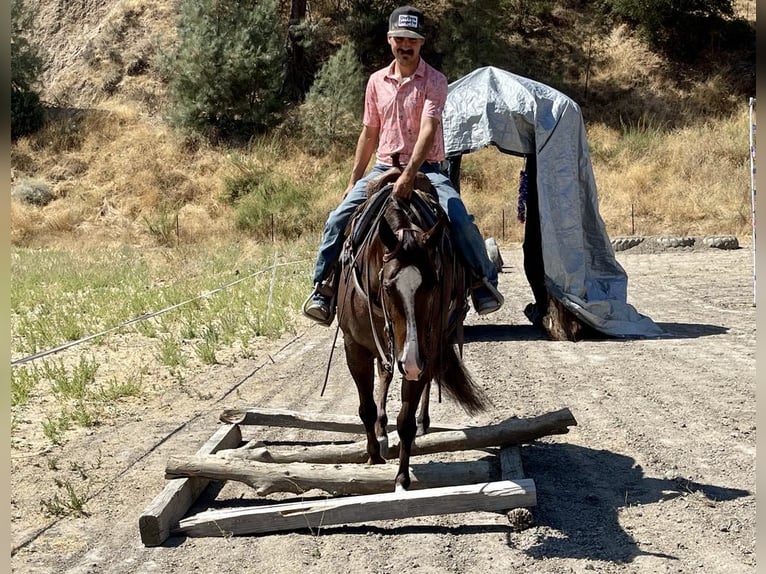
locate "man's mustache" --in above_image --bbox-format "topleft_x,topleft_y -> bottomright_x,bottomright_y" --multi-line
397,48 -> 415,56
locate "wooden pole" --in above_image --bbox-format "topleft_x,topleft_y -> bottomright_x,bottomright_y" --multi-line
174,479 -> 536,538
165,457 -> 497,496
219,406 -> 465,434
749,97 -> 756,307
138,424 -> 242,547
220,408 -> 577,464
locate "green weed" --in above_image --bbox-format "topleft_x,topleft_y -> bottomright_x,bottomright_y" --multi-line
40,478 -> 89,518
97,376 -> 142,401
156,334 -> 186,368
11,366 -> 38,406
42,414 -> 70,445
11,242 -> 315,444
45,355 -> 99,400
194,326 -> 219,365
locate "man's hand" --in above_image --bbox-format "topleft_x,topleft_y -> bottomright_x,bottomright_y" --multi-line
393,170 -> 415,200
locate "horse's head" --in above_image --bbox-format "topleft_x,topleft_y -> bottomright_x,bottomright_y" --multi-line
377,198 -> 446,381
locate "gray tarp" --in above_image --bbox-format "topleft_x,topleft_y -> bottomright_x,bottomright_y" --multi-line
443,66 -> 665,338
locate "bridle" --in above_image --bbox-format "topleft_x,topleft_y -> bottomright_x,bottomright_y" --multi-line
342,193 -> 442,377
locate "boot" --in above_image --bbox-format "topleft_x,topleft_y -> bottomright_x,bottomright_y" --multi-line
302,268 -> 338,326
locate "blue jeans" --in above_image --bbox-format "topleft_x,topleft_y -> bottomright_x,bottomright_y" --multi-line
312,163 -> 498,288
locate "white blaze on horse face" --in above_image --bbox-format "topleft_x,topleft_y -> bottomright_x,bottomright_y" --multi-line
395,266 -> 423,381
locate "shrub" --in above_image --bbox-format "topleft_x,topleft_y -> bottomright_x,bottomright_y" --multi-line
432,0 -> 519,79
224,156 -> 311,240
12,179 -> 54,206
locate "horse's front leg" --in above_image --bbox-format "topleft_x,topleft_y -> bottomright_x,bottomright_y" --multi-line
416,380 -> 431,436
374,360 -> 393,458
395,378 -> 428,492
345,340 -> 386,465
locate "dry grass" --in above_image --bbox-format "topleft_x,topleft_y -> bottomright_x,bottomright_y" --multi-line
593,108 -> 752,237
732,0 -> 756,20
451,104 -> 753,243
11,97 -> 753,248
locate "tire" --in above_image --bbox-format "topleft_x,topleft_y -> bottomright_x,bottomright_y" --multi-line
702,235 -> 739,250
654,236 -> 695,248
611,236 -> 645,252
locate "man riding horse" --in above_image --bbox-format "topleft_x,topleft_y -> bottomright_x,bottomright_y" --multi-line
303,5 -> 503,326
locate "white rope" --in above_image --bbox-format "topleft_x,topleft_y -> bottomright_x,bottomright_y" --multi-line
11,258 -> 309,367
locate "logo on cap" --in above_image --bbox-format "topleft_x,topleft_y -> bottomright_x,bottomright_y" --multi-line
397,14 -> 419,28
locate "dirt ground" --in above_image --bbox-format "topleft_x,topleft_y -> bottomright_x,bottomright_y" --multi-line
10,244 -> 756,574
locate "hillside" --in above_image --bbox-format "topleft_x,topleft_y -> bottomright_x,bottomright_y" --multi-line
11,0 -> 757,247
31,0 -> 755,122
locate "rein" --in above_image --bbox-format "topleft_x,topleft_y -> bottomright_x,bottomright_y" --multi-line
340,185 -> 458,385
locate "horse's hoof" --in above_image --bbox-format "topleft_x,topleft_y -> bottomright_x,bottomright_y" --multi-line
394,476 -> 411,492
367,455 -> 386,465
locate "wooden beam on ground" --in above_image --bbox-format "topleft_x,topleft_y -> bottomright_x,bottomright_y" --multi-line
219,406 -> 463,433
221,407 -> 577,464
165,456 -> 495,496
499,446 -> 525,480
138,423 -> 242,547
174,479 -> 537,538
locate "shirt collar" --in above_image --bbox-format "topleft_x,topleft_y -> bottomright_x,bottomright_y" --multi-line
385,57 -> 426,81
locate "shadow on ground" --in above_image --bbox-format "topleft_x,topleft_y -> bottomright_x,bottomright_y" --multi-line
462,322 -> 728,343
517,442 -> 750,563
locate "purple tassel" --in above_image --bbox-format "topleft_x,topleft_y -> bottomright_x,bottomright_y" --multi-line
517,169 -> 528,223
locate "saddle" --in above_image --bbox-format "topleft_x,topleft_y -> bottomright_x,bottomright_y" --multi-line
348,167 -> 442,254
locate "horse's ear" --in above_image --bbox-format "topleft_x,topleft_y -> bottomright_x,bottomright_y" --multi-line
379,216 -> 399,251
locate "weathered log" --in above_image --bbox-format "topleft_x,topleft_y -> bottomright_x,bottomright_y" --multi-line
139,423 -> 241,547
499,445 -> 525,480
219,406 -> 463,433
221,407 -> 576,464
174,479 -> 536,538
165,456 -> 495,496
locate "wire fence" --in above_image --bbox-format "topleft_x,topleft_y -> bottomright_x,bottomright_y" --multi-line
10,258 -> 308,367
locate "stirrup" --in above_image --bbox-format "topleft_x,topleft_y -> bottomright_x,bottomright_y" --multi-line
302,287 -> 336,326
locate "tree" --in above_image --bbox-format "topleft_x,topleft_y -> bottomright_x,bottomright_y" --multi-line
162,0 -> 287,141
297,43 -> 365,154
11,0 -> 45,140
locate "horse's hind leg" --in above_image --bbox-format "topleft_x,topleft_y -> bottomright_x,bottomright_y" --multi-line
346,340 -> 386,465
415,380 -> 431,436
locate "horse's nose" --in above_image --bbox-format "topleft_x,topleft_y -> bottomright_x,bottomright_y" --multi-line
398,341 -> 423,381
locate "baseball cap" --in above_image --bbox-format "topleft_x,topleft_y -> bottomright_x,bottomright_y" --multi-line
387,6 -> 425,39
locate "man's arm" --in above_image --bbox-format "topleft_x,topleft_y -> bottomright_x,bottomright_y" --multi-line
344,124 -> 380,197
393,115 -> 438,200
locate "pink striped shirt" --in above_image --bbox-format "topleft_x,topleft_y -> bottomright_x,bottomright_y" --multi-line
363,58 -> 447,166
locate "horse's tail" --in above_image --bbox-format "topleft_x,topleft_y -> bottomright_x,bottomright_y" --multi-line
434,344 -> 491,416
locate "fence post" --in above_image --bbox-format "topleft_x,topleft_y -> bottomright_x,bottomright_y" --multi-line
749,97 -> 756,306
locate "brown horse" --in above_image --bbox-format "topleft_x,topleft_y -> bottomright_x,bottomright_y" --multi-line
336,174 -> 490,492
